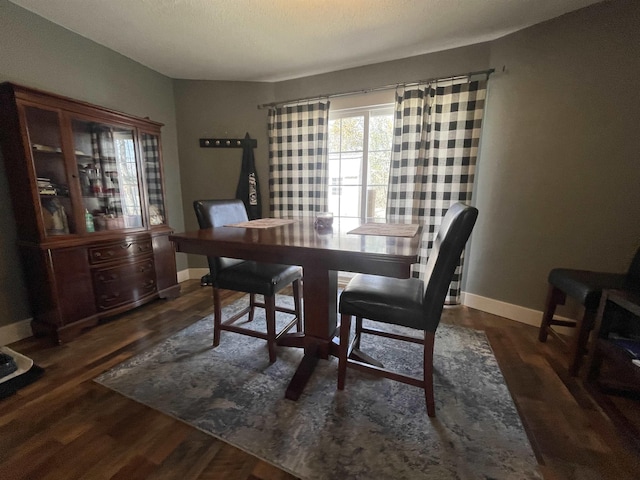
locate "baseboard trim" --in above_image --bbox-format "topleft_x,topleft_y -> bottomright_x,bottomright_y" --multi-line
0,318 -> 33,346
461,291 -> 574,335
177,268 -> 190,283
181,272 -> 568,331
181,268 -> 208,281
2,276 -> 573,345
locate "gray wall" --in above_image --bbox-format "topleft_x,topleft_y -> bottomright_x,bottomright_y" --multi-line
2,0 -> 639,334
0,0 -> 185,330
469,0 -> 640,310
173,80 -> 274,245
175,0 -> 640,311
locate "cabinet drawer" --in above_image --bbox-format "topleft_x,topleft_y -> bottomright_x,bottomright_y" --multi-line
88,238 -> 152,265
93,258 -> 156,310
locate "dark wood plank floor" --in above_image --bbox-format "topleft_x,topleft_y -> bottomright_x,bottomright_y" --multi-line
2,279 -> 639,479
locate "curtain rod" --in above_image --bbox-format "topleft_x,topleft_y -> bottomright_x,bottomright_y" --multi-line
257,68 -> 495,110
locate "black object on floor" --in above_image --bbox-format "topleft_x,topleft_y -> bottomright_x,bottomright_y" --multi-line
0,348 -> 45,400
0,352 -> 18,377
0,364 -> 44,400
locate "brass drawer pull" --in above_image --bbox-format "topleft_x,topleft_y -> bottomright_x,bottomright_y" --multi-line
97,273 -> 118,283
100,292 -> 121,300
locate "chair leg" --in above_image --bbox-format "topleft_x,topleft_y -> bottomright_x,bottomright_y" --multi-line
354,317 -> 363,350
338,313 -> 351,390
248,293 -> 256,322
569,308 -> 597,376
539,285 -> 565,342
424,331 -> 436,417
293,279 -> 302,332
265,295 -> 277,363
213,287 -> 222,347
585,343 -> 605,383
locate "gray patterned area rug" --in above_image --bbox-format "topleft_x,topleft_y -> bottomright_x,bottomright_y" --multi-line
95,295 -> 541,480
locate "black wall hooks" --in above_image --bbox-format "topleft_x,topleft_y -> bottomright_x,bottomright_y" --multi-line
199,137 -> 257,149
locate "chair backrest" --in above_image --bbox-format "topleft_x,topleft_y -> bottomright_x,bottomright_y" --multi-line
422,202 -> 479,330
193,199 -> 247,277
626,246 -> 640,286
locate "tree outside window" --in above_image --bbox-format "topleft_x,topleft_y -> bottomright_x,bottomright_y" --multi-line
328,106 -> 393,222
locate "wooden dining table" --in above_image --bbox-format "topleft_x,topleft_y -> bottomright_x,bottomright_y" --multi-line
169,217 -> 422,400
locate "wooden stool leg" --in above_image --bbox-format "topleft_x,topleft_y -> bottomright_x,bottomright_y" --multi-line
424,331 -> 436,417
338,313 -> 351,390
354,317 -> 363,350
213,287 -> 222,347
248,293 -> 256,322
265,295 -> 277,363
585,343 -> 605,383
293,279 -> 302,332
569,308 -> 597,376
539,285 -> 566,342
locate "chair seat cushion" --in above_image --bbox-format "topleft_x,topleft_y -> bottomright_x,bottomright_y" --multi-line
339,274 -> 426,330
215,261 -> 301,297
549,268 -> 628,310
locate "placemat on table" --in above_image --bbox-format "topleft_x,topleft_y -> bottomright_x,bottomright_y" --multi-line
225,218 -> 296,229
347,222 -> 420,237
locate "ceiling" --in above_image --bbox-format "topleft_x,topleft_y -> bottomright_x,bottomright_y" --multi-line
11,0 -> 603,82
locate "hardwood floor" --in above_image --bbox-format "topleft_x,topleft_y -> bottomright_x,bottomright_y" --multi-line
1,279 -> 639,479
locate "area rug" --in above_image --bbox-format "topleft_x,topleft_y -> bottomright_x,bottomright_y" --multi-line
95,295 -> 541,480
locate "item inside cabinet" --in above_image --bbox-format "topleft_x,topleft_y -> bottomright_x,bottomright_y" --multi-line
149,205 -> 164,225
42,197 -> 69,234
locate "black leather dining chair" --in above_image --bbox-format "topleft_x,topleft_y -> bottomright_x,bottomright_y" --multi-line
337,202 -> 478,417
538,246 -> 640,375
193,199 -> 303,363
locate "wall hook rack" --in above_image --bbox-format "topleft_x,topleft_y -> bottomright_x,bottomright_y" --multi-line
199,136 -> 257,149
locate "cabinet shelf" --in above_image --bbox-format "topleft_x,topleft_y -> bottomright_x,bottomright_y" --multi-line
82,194 -> 116,199
32,144 -> 62,153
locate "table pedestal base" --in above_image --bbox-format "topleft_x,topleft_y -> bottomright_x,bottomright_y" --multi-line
284,344 -> 320,401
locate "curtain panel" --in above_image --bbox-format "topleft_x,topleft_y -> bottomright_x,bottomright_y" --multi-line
142,134 -> 162,210
91,126 -> 123,217
142,133 -> 166,225
387,80 -> 488,303
267,101 -> 330,217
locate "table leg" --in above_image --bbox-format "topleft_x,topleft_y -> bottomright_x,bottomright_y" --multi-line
285,343 -> 319,400
284,268 -> 338,400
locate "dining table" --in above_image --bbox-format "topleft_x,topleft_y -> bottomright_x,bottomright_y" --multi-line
169,217 -> 422,400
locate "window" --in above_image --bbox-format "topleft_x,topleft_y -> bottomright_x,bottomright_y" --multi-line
328,105 -> 394,222
113,130 -> 142,226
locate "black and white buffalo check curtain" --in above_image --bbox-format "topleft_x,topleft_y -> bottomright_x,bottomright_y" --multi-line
142,133 -> 166,225
267,101 -> 330,217
387,80 -> 488,303
90,126 -> 123,217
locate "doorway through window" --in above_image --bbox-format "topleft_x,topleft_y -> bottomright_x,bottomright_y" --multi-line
328,105 -> 394,222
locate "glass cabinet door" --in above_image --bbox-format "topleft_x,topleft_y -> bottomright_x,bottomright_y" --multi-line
72,119 -> 143,232
141,132 -> 166,226
24,106 -> 76,237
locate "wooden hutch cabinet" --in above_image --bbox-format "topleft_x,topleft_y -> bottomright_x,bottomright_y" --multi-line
0,82 -> 180,343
